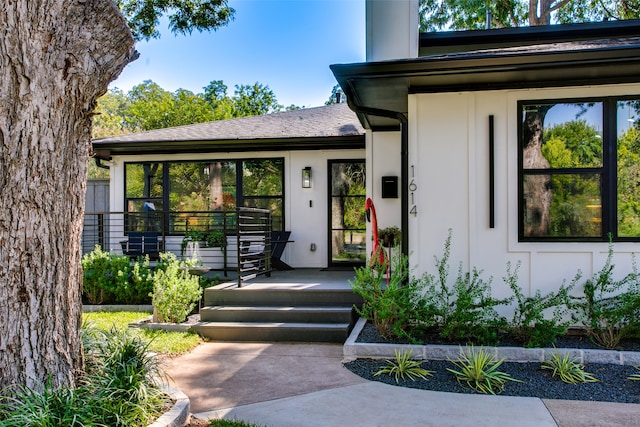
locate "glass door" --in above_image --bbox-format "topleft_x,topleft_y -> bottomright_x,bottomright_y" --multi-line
328,160 -> 366,267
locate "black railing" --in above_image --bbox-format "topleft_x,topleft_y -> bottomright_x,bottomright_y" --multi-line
236,208 -> 272,287
82,210 -> 270,280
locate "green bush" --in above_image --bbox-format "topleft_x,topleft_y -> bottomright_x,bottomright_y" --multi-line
579,240 -> 640,349
421,230 -> 510,345
541,348 -> 598,383
373,349 -> 433,382
81,246 -> 154,305
0,327 -> 169,427
505,261 -> 581,348
152,252 -> 202,323
87,327 -> 169,426
350,253 -> 426,340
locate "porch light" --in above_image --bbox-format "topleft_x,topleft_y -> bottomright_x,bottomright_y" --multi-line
302,167 -> 312,188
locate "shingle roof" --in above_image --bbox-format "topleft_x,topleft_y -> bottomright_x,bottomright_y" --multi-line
93,103 -> 364,145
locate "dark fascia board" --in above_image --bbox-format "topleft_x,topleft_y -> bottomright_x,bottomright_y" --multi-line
419,19 -> 640,55
92,135 -> 365,159
331,40 -> 640,130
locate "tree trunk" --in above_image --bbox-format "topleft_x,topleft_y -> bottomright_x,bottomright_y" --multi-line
522,108 -> 552,236
331,164 -> 348,256
0,1 -> 135,389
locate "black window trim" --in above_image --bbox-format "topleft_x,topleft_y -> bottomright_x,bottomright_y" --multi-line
517,95 -> 639,243
124,157 -> 286,235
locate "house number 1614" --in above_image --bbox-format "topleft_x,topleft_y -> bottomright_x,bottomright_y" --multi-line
410,165 -> 417,216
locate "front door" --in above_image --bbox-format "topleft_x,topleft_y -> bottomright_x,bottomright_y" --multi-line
328,160 -> 366,267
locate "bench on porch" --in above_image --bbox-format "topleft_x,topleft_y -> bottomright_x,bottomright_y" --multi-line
120,231 -> 164,260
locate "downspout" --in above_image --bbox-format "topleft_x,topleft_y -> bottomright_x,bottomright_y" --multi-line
347,103 -> 409,258
95,158 -> 110,170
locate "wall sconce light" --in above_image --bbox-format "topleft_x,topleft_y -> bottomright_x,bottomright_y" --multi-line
302,167 -> 312,188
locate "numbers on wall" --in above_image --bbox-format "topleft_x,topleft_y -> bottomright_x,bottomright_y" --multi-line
410,165 -> 417,217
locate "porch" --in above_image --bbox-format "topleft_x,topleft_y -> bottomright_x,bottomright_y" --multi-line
193,269 -> 363,343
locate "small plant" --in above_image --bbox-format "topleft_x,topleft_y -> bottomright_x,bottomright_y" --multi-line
505,261 -> 581,348
374,350 -> 433,383
351,252 -> 427,340
152,252 -> 202,323
627,367 -> 640,381
579,239 -> 640,349
447,346 -> 521,394
420,230 -> 511,345
541,348 -> 598,383
181,229 -> 228,256
379,226 -> 401,248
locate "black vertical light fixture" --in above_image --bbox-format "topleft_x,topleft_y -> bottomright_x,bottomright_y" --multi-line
302,167 -> 312,188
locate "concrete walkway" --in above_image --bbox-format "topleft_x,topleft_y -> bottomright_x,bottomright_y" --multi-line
162,342 -> 640,427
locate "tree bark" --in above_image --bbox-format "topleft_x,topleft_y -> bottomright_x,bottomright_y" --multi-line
522,108 -> 552,236
0,1 -> 135,389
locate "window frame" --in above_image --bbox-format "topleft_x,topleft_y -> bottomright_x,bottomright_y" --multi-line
124,157 -> 285,234
517,96 -> 639,242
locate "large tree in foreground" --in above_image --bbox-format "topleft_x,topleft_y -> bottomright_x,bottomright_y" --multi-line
0,0 -> 234,390
0,0 -> 135,390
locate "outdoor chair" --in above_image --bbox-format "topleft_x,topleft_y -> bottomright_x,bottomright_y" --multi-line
121,231 -> 163,260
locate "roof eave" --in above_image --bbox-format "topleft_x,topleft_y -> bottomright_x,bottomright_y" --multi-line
92,135 -> 365,159
331,44 -> 640,130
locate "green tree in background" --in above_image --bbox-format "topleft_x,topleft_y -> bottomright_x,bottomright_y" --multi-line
419,0 -> 640,30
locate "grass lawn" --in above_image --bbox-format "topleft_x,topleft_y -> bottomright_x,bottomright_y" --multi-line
82,311 -> 202,356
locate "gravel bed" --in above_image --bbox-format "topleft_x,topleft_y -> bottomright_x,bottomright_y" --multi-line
348,321 -> 640,403
356,322 -> 640,352
344,358 -> 640,403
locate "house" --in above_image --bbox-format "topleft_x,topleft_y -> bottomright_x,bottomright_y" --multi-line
331,0 -> 640,300
91,103 -> 366,271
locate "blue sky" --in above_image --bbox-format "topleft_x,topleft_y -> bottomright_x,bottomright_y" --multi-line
112,0 -> 366,108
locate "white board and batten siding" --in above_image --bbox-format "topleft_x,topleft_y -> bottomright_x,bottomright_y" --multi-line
403,83 -> 640,301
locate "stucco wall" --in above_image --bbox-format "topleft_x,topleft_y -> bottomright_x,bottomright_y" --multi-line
408,83 -> 640,300
108,149 -> 364,269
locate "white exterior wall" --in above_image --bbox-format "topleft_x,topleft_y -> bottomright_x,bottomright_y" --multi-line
366,130 -> 402,257
108,149 -> 364,269
366,0 -> 418,61
407,83 -> 640,301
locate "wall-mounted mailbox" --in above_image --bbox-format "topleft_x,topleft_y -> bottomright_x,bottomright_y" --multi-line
381,176 -> 398,199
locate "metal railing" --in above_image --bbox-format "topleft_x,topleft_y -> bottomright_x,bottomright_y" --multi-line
82,209 -> 271,283
236,208 -> 272,287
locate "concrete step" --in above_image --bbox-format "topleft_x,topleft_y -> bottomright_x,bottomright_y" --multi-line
200,305 -> 354,323
204,288 -> 363,307
190,321 -> 351,343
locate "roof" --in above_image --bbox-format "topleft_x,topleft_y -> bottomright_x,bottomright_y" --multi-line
92,103 -> 365,158
331,20 -> 640,130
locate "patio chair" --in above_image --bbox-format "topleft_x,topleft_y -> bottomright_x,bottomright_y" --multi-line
121,231 -> 163,260
270,231 -> 294,270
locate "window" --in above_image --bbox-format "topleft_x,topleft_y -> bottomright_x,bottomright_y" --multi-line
518,98 -> 640,241
125,158 -> 285,233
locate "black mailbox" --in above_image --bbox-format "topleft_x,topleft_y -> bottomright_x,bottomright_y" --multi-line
381,176 -> 398,199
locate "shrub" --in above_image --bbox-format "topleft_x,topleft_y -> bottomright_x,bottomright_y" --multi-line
505,261 -> 581,348
541,349 -> 598,383
351,252 -> 426,340
420,230 -> 511,345
81,246 -> 154,305
579,240 -> 640,349
152,252 -> 202,323
0,327 -> 169,427
87,327 -> 169,426
447,345 -> 521,394
373,350 -> 433,382
82,245 -> 129,304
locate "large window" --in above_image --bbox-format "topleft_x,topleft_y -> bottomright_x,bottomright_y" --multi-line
519,98 -> 640,241
125,158 -> 284,233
